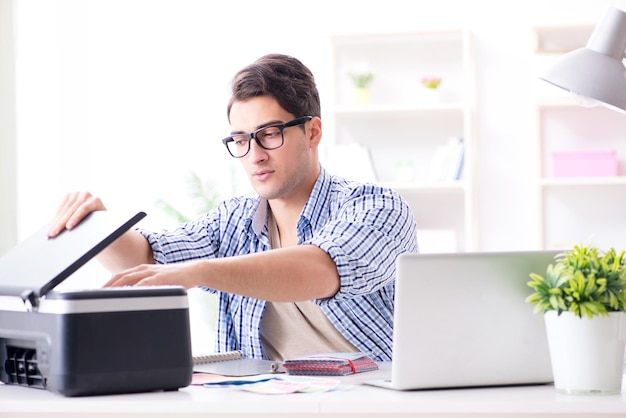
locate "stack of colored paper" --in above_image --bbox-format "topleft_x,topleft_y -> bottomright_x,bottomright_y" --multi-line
282,352 -> 378,376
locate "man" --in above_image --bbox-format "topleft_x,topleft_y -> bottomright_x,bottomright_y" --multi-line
47,54 -> 419,362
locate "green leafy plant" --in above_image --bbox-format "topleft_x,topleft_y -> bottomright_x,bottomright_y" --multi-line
155,171 -> 220,223
348,72 -> 374,89
347,62 -> 374,89
526,245 -> 626,319
421,76 -> 442,89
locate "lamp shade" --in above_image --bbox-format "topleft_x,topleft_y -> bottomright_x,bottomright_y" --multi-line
540,6 -> 626,113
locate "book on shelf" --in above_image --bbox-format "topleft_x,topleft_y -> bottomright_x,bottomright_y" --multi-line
325,143 -> 377,183
428,137 -> 464,182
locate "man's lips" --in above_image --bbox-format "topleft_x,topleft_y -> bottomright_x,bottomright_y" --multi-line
252,170 -> 274,181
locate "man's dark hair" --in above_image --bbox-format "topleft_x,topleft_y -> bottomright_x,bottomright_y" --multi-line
227,54 -> 321,121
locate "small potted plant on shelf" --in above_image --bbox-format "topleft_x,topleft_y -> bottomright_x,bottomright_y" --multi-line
526,244 -> 626,394
420,76 -> 443,101
348,64 -> 374,105
421,76 -> 442,89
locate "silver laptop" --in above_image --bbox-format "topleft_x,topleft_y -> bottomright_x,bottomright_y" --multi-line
366,250 -> 559,390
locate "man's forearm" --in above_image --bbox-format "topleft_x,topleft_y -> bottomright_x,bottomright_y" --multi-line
194,245 -> 340,302
97,229 -> 154,273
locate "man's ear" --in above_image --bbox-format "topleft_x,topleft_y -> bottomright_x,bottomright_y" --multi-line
309,117 -> 322,148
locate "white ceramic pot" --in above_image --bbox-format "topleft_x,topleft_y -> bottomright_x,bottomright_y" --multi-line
420,87 -> 441,102
544,310 -> 626,394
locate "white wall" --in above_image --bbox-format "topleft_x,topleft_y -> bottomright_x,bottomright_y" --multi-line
0,0 -> 16,256
11,0 -> 626,248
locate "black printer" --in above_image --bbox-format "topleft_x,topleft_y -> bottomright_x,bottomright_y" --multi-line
0,211 -> 193,396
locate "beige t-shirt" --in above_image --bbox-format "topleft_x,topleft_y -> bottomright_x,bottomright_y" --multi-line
259,209 -> 358,362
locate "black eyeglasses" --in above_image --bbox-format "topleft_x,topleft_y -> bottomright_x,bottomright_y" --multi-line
221,116 -> 313,158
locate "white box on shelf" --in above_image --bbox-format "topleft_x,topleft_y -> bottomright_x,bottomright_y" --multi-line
325,144 -> 377,183
416,229 -> 458,253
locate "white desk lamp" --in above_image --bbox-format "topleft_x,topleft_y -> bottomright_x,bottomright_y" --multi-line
540,6 -> 626,113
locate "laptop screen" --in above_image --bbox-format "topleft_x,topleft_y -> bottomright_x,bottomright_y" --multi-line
385,250 -> 559,390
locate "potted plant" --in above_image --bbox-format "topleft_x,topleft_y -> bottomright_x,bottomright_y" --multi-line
420,76 -> 443,101
420,76 -> 442,90
348,65 -> 374,105
526,244 -> 626,394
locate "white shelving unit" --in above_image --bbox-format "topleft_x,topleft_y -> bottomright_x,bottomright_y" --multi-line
532,26 -> 626,251
324,30 -> 477,252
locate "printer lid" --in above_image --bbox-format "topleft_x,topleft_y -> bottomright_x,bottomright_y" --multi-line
0,211 -> 146,302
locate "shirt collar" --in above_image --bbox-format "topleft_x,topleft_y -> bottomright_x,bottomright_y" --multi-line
299,166 -> 331,232
250,165 -> 331,237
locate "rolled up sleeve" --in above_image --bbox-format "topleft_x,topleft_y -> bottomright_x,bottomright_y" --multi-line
307,186 -> 418,301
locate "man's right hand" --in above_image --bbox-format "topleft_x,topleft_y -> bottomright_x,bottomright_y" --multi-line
47,192 -> 107,238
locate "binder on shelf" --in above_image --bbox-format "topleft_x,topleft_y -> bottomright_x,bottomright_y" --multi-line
325,144 -> 377,183
428,137 -> 464,182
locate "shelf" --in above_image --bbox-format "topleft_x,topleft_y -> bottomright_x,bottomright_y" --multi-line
532,25 -> 593,54
328,29 -> 476,252
535,96 -> 580,108
333,102 -> 466,115
533,25 -> 626,251
382,181 -> 466,194
332,29 -> 468,47
540,177 -> 626,187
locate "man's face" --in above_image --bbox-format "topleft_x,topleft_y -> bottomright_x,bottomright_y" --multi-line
227,96 -> 319,202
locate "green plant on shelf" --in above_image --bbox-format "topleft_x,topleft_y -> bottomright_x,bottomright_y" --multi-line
347,62 -> 374,89
348,72 -> 374,89
421,76 -> 442,89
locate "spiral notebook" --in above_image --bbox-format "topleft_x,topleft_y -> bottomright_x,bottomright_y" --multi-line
193,351 -> 279,376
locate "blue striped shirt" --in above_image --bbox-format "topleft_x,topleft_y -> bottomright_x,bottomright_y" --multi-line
139,167 -> 418,361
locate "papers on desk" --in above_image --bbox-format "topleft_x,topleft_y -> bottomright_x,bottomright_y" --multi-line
240,376 -> 341,394
191,351 -> 376,394
192,373 -> 341,394
192,373 -> 276,386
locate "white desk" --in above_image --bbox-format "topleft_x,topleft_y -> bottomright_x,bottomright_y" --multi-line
2,364 -> 626,418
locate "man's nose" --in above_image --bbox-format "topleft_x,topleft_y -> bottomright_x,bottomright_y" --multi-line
247,137 -> 268,161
